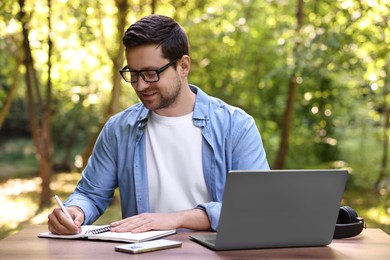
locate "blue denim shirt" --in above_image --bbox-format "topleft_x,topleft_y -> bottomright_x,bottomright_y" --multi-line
65,85 -> 269,231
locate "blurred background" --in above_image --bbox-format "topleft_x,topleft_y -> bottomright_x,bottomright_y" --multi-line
0,0 -> 389,239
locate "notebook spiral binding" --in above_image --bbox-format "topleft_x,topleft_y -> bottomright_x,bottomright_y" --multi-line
85,226 -> 111,235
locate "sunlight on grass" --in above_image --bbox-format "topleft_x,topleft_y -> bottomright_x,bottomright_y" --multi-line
1,177 -> 41,196
0,172 -> 121,239
0,173 -> 80,239
0,178 -> 41,229
50,172 -> 82,193
1,171 -> 389,240
31,208 -> 55,225
0,195 -> 39,229
0,174 -> 80,228
367,208 -> 390,225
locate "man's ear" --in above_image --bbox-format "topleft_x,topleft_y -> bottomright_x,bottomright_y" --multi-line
178,55 -> 190,77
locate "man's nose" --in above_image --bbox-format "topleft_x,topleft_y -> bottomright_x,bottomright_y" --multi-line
134,76 -> 150,91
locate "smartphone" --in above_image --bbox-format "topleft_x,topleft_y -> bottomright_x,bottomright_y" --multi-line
115,239 -> 182,254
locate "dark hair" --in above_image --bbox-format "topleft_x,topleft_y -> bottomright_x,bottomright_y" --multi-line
123,15 -> 189,62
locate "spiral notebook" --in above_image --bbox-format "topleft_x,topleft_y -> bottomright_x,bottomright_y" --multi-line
38,225 -> 176,243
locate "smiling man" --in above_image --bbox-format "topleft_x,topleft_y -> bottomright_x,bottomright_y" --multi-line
47,14 -> 269,235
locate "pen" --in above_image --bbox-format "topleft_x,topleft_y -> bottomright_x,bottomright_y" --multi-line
54,195 -> 74,223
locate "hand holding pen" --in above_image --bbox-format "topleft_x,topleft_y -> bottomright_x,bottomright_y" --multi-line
48,195 -> 84,235
54,195 -> 74,223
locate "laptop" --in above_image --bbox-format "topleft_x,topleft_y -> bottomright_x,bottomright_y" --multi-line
190,169 -> 348,250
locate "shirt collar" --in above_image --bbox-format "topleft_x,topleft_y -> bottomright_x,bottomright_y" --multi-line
190,84 -> 209,121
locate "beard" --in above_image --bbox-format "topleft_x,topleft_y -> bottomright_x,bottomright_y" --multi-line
137,77 -> 182,112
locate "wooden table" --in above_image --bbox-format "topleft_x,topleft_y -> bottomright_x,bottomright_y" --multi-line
1,225 -> 390,259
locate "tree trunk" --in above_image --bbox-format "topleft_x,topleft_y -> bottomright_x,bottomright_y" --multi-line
18,0 -> 53,207
82,0 -> 129,165
273,76 -> 299,169
273,0 -> 304,169
40,0 -> 54,205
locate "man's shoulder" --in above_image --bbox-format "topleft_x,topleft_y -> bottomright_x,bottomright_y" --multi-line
107,102 -> 148,126
193,85 -> 253,126
204,92 -> 250,118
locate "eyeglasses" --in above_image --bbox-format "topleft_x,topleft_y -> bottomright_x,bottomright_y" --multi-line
119,59 -> 179,84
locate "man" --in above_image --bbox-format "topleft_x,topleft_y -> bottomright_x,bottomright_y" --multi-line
48,14 -> 269,235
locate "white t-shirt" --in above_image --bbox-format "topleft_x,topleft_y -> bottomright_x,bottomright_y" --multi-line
145,112 -> 210,213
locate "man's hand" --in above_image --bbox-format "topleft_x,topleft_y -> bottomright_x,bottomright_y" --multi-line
48,206 -> 85,235
110,208 -> 210,233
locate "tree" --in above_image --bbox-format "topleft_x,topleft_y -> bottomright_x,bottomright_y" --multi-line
366,4 -> 390,191
1,0 -> 388,194
18,0 -> 53,207
0,64 -> 20,129
273,0 -> 305,169
81,0 -> 129,165
375,74 -> 389,191
0,11 -> 22,130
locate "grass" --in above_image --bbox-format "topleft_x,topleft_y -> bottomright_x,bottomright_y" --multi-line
0,136 -> 389,239
1,171 -> 389,240
0,172 -> 122,240
342,186 -> 390,234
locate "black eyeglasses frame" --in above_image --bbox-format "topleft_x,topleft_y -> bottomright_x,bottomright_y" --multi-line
119,58 -> 179,84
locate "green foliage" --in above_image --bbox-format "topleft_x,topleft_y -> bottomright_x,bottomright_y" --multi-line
0,138 -> 37,181
0,0 -> 389,239
0,0 -> 389,189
